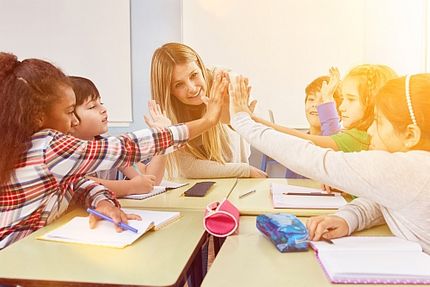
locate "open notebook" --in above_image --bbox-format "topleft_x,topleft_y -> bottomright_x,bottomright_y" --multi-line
271,183 -> 347,209
123,180 -> 188,200
38,209 -> 181,248
311,236 -> 430,284
121,208 -> 180,230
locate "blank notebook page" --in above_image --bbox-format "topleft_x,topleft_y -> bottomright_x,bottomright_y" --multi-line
312,236 -> 430,283
122,209 -> 181,230
319,251 -> 430,280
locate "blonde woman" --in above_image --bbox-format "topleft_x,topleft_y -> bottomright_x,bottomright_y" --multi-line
150,42 -> 266,178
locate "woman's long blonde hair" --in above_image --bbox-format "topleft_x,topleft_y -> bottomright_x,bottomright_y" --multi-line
150,42 -> 232,177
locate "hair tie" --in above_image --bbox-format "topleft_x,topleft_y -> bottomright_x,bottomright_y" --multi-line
405,75 -> 417,126
17,76 -> 28,84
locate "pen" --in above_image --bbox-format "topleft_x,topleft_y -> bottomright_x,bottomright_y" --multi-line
283,192 -> 335,197
132,163 -> 143,175
87,208 -> 138,233
321,229 -> 334,244
239,189 -> 256,199
321,237 -> 334,244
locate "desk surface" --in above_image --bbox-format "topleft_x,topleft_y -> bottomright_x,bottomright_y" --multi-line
0,209 -> 206,287
227,178 -> 348,217
120,178 -> 238,210
202,216 -> 419,287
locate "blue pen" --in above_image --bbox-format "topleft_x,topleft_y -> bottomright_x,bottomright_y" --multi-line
87,208 -> 138,233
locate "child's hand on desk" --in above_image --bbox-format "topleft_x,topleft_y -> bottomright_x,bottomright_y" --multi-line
320,183 -> 345,195
306,215 -> 349,241
129,174 -> 156,194
249,166 -> 268,178
90,200 -> 141,232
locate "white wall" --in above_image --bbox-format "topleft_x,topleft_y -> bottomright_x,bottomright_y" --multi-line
108,0 -> 182,135
183,0 -> 427,127
0,0 -> 132,125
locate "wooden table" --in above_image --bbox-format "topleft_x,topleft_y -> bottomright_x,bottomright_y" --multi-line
227,178 -> 347,216
0,209 -> 207,287
201,216 -> 418,287
120,178 -> 238,211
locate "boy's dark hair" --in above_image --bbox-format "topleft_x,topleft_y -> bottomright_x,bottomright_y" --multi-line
68,76 -> 100,106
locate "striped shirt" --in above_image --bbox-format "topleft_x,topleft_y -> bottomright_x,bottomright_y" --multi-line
0,125 -> 188,249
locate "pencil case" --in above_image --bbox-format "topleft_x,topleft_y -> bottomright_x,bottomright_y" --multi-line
256,213 -> 309,252
204,199 -> 240,237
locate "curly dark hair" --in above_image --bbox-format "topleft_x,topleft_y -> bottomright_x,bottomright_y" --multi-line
0,52 -> 70,185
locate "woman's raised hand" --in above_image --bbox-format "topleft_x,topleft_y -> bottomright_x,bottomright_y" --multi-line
144,100 -> 172,129
201,70 -> 229,125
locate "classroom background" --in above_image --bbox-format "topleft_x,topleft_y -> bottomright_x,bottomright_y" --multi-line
1,0 -> 428,177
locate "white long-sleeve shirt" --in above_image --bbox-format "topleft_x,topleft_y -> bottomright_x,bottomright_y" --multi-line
232,112 -> 430,254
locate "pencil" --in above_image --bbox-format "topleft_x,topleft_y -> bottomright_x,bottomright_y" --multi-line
239,189 -> 256,199
283,192 -> 335,197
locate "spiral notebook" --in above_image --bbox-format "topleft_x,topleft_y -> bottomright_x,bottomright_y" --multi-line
123,180 -> 188,200
311,236 -> 430,284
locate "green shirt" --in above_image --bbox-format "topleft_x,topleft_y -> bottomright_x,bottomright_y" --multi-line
330,128 -> 370,152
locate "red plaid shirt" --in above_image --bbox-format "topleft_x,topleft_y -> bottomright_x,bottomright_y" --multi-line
0,125 -> 188,249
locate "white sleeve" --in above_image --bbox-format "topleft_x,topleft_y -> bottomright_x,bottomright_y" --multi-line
231,112 -> 430,209
335,197 -> 385,234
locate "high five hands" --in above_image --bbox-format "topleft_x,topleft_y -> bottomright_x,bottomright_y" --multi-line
201,70 -> 230,125
229,75 -> 257,115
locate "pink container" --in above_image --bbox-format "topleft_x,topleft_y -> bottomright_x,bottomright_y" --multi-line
204,199 -> 240,237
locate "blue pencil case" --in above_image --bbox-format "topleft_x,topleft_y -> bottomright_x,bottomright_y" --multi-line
256,213 -> 309,252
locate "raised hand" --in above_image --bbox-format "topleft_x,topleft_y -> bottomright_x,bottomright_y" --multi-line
144,100 -> 172,128
201,70 -> 229,125
319,67 -> 340,103
230,75 -> 254,115
306,215 -> 349,241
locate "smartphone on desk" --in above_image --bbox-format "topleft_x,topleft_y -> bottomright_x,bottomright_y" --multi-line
183,181 -> 215,197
